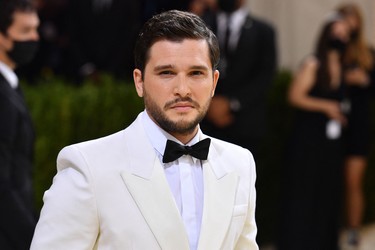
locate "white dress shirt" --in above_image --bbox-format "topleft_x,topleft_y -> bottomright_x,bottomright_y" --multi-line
141,111 -> 204,250
0,61 -> 18,89
217,7 -> 249,52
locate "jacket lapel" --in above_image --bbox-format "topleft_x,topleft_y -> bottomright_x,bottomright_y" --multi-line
198,137 -> 239,250
120,116 -> 190,250
0,75 -> 28,115
0,75 -> 35,139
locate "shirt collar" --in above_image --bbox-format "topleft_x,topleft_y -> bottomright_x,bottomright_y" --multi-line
141,110 -> 201,163
218,6 -> 248,26
0,61 -> 18,89
230,7 -> 248,28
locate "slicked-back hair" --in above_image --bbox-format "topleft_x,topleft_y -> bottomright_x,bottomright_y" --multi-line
134,10 -> 220,74
0,0 -> 36,34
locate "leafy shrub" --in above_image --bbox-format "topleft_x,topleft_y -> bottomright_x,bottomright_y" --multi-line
23,75 -> 143,208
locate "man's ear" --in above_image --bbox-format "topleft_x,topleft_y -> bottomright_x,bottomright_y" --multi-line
211,69 -> 220,97
133,69 -> 144,97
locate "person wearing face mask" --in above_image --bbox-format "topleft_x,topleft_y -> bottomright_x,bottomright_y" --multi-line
199,1 -> 276,244
278,14 -> 350,250
336,3 -> 375,249
202,0 -> 276,159
0,0 -> 39,249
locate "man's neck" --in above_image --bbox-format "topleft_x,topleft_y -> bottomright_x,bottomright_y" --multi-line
0,53 -> 15,70
169,128 -> 199,145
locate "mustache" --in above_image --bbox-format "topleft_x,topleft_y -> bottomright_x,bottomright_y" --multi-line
164,97 -> 200,109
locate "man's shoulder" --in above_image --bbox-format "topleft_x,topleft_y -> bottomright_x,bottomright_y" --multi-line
60,129 -> 126,156
208,136 -> 253,158
61,115 -> 141,154
206,136 -> 256,175
209,136 -> 243,149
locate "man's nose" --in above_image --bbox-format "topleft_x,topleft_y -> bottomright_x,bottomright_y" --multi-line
174,75 -> 191,96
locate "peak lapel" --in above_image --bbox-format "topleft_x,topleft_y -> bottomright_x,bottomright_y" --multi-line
120,160 -> 189,250
120,120 -> 190,250
197,148 -> 239,250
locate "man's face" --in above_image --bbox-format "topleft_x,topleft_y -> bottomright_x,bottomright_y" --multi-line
133,39 -> 219,141
0,11 -> 39,66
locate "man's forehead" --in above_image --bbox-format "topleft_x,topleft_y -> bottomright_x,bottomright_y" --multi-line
12,11 -> 39,23
149,38 -> 209,54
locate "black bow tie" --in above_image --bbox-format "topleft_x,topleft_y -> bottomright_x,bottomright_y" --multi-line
162,138 -> 211,163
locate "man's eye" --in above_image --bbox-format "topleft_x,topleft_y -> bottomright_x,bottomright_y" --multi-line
191,71 -> 203,76
159,71 -> 174,75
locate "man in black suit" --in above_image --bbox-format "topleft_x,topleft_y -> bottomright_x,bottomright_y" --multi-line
201,1 -> 277,244
203,0 -> 277,157
0,0 -> 39,249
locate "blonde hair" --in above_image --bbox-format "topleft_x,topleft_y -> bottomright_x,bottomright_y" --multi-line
337,3 -> 373,70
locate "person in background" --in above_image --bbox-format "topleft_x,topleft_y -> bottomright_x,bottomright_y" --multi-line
202,0 -> 277,160
30,10 -> 258,250
188,0 -> 217,17
337,3 -> 375,248
16,0 -> 71,83
199,0 -> 276,244
278,14 -> 350,250
0,0 -> 39,249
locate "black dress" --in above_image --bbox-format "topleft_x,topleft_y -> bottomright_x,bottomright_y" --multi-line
278,82 -> 345,250
345,85 -> 371,156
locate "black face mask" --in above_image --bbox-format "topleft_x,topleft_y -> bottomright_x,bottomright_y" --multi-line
217,0 -> 237,13
350,30 -> 359,40
328,38 -> 347,53
7,40 -> 39,66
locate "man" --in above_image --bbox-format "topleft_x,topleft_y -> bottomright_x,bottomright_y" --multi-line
0,0 -> 39,249
31,10 -> 258,250
201,2 -> 276,244
202,0 -> 277,158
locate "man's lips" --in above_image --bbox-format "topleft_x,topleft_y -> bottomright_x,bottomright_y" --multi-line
170,102 -> 195,111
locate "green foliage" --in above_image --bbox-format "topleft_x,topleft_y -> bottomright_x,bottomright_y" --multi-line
23,75 -> 143,209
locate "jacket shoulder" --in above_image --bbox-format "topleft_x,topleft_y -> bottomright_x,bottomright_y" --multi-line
209,136 -> 254,160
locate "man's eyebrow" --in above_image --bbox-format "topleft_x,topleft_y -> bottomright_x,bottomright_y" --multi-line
190,65 -> 209,71
153,64 -> 209,72
154,64 -> 174,71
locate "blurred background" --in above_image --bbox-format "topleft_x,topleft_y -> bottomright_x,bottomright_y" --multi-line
249,0 -> 375,71
14,0 -> 375,249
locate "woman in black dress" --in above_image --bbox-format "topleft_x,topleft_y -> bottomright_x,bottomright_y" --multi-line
337,3 -> 374,247
278,15 -> 350,250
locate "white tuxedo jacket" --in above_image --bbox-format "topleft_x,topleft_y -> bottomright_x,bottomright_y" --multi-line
31,114 -> 258,250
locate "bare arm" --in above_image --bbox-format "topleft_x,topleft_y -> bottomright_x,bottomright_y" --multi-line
288,57 -> 346,124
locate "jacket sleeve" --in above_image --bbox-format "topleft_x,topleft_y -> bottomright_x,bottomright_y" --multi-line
30,146 -> 99,250
234,151 -> 259,250
0,97 -> 36,249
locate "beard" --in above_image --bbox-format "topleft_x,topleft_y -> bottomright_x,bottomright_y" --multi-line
143,89 -> 211,136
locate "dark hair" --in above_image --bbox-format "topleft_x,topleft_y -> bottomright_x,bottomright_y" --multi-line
0,0 -> 36,34
134,10 -> 220,73
337,3 -> 373,70
314,17 -> 344,90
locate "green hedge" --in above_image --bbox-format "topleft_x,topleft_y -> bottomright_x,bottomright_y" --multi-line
23,75 -> 143,209
23,71 -> 375,243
